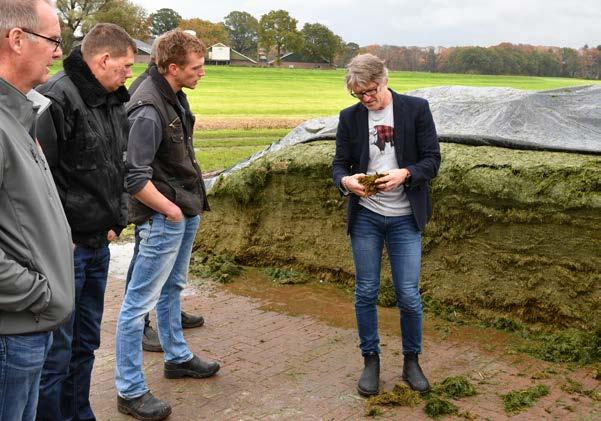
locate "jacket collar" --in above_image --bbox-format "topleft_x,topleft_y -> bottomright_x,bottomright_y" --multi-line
0,77 -> 36,133
63,46 -> 130,107
148,65 -> 189,112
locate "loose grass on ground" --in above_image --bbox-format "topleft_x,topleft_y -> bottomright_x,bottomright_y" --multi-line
502,384 -> 550,414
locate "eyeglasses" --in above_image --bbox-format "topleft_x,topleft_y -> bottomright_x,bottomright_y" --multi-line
350,85 -> 379,99
21,28 -> 62,52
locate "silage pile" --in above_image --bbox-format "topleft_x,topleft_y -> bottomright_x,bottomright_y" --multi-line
196,86 -> 601,330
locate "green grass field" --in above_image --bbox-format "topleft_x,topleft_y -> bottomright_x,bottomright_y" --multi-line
162,65 -> 601,119
194,128 -> 289,172
51,63 -> 600,120
48,63 -> 600,171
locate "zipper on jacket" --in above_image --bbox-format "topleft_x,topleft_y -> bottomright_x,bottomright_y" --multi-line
30,144 -> 55,196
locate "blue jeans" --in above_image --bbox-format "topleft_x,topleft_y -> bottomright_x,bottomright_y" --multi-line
37,244 -> 110,421
125,227 -> 150,327
115,213 -> 200,399
350,206 -> 423,355
0,332 -> 52,421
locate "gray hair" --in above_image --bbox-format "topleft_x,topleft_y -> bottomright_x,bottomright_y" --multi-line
345,53 -> 388,90
0,0 -> 52,35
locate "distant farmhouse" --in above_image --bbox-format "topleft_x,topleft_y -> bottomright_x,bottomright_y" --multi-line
269,52 -> 333,69
133,38 -> 152,63
206,43 -> 257,66
133,39 -> 332,69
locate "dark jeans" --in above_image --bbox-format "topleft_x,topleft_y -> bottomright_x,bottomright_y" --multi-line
125,227 -> 150,328
0,332 -> 52,421
37,244 -> 110,421
350,206 -> 423,355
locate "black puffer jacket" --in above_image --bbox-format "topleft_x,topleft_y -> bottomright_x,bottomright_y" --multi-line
36,47 -> 129,247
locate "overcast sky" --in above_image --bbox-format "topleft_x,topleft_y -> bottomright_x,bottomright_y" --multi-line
134,0 -> 598,49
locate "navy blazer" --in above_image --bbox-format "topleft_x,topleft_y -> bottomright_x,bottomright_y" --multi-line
332,89 -> 441,233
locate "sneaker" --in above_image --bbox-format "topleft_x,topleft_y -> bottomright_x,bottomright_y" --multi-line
181,311 -> 205,329
117,391 -> 171,421
142,324 -> 163,353
164,355 -> 220,379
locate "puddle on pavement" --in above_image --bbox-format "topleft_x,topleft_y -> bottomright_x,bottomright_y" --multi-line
219,267 -> 513,352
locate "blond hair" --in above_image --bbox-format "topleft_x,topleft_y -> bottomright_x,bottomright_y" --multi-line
155,29 -> 205,74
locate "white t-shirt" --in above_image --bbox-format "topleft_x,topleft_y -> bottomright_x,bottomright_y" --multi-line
359,102 -> 412,217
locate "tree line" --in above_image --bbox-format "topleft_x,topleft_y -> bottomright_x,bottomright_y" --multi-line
57,0 -> 600,79
361,43 -> 601,80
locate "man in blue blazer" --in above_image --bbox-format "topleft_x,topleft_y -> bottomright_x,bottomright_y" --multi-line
332,54 -> 440,396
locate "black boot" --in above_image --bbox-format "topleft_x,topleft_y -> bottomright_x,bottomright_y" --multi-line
164,355 -> 220,379
117,391 -> 171,421
142,324 -> 163,353
402,352 -> 430,392
357,352 -> 380,396
181,311 -> 205,329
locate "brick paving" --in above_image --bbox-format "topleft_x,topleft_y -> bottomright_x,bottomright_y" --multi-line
91,248 -> 601,420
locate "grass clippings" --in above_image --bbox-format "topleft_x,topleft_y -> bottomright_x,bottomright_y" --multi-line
263,267 -> 309,285
432,376 -> 478,399
189,253 -> 243,284
561,378 -> 601,402
365,383 -> 422,417
502,384 -> 549,414
424,396 -> 458,418
523,327 -> 601,364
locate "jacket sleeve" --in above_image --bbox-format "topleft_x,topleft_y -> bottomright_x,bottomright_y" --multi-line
405,99 -> 441,187
332,111 -> 352,195
0,146 -> 52,314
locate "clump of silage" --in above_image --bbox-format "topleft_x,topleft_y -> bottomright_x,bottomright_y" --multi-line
359,172 -> 387,196
366,376 -> 478,418
189,252 -> 243,284
431,376 -> 477,399
263,267 -> 310,285
423,396 -> 458,418
196,141 -> 601,334
560,378 -> 601,401
501,384 -> 549,414
521,326 -> 601,364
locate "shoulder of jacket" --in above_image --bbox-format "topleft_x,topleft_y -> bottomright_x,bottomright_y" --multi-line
394,91 -> 428,108
340,101 -> 363,117
37,72 -> 79,105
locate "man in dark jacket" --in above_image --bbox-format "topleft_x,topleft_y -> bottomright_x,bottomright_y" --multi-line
0,0 -> 74,419
126,46 -> 206,354
332,54 -> 440,396
115,30 -> 218,421
35,23 -> 135,420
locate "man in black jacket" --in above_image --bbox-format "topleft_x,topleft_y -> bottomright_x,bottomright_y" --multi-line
36,23 -> 135,421
115,30 -> 218,421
